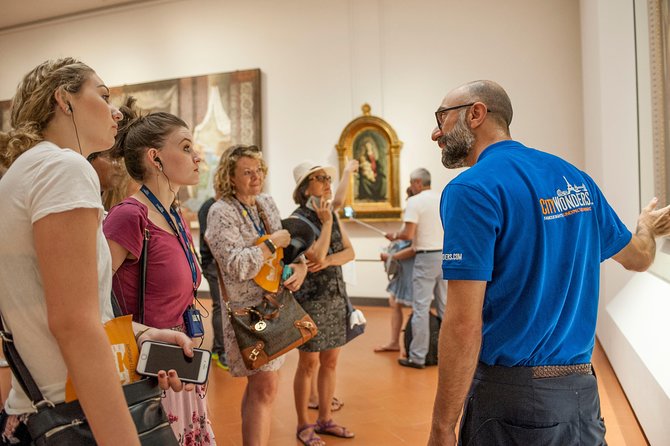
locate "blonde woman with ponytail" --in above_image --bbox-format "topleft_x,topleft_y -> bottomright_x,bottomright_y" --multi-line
0,58 -> 192,445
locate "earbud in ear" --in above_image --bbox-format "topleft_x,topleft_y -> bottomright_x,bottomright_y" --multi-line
154,157 -> 163,171
66,101 -> 73,113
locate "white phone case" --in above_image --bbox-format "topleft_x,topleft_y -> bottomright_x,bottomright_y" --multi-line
136,341 -> 211,385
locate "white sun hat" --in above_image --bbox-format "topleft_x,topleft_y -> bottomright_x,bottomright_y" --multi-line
292,161 -> 337,196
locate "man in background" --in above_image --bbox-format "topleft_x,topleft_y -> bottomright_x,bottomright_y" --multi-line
428,80 -> 670,445
386,168 -> 446,369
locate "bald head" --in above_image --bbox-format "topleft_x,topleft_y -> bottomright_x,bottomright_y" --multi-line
453,80 -> 513,133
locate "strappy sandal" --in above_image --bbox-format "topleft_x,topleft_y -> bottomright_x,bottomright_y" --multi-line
308,396 -> 344,412
297,424 -> 326,446
315,419 -> 355,439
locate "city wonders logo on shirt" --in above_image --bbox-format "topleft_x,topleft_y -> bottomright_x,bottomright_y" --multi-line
538,176 -> 593,221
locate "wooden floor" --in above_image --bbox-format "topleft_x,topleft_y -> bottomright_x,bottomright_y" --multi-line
201,303 -> 648,445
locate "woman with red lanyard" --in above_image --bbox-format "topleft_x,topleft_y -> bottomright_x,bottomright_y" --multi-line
104,110 -> 215,445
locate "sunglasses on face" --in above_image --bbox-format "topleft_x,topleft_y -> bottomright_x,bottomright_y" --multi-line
310,175 -> 332,183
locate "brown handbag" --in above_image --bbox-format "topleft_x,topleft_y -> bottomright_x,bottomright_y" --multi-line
216,264 -> 318,370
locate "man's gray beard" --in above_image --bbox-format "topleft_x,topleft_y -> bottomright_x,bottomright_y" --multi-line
439,115 -> 475,169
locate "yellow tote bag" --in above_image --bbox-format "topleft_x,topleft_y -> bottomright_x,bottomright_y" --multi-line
64,315 -> 141,402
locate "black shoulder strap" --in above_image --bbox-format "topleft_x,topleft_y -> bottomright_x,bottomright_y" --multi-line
137,228 -> 150,324
290,212 -> 333,255
0,317 -> 51,407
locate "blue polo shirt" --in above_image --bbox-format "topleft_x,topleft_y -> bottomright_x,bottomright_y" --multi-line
440,140 -> 631,366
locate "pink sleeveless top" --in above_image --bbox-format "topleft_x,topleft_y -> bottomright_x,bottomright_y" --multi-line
104,197 -> 201,329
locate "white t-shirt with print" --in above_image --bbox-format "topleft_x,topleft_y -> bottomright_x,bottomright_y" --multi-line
0,141 -> 113,414
403,189 -> 443,251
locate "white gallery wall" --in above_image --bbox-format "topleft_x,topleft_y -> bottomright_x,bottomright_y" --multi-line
581,0 -> 670,444
0,0 -> 583,297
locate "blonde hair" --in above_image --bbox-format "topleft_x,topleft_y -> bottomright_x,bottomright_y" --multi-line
213,145 -> 267,199
0,58 -> 94,168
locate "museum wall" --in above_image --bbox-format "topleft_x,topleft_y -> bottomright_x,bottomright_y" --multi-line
0,0 -> 582,298
580,0 -> 670,443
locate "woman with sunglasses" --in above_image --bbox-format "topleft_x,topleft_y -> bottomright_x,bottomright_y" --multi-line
206,145 -> 307,446
290,161 -> 356,446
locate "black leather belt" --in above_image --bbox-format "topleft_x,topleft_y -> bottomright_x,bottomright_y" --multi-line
415,249 -> 441,254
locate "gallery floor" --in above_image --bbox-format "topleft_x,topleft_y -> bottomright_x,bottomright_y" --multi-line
200,302 -> 648,446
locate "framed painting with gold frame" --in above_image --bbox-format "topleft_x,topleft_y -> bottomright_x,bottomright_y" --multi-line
335,104 -> 402,220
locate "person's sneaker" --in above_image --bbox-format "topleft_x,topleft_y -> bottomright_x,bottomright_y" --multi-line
211,352 -> 230,371
398,358 -> 425,369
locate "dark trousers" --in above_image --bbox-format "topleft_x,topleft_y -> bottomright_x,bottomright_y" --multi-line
458,362 -> 607,446
202,262 -> 224,355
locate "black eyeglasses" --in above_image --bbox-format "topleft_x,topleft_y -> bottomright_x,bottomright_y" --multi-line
310,175 -> 332,183
434,103 -> 475,128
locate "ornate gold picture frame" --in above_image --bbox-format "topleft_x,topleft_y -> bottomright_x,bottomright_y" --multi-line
646,0 -> 669,204
336,104 -> 402,220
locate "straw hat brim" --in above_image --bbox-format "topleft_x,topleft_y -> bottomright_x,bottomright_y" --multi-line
292,165 -> 337,196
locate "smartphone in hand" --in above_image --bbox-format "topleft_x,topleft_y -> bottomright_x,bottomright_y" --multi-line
136,341 -> 211,385
306,196 -> 321,211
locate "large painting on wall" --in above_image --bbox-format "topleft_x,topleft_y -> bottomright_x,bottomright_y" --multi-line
336,104 -> 402,220
0,68 -> 262,221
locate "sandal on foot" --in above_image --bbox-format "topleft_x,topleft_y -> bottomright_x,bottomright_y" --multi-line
308,397 -> 344,412
374,344 -> 400,353
297,424 -> 325,446
315,419 -> 355,439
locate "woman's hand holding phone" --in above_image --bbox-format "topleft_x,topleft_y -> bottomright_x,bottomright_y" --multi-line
136,327 -> 196,392
312,196 -> 333,225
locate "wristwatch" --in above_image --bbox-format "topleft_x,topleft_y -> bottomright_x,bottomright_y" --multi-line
264,238 -> 277,254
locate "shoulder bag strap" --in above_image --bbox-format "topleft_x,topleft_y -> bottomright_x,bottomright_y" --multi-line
110,290 -> 123,318
215,261 -> 231,307
290,212 -> 333,255
0,317 -> 50,407
138,228 -> 150,324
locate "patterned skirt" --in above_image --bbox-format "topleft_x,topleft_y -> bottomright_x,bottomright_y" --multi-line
297,292 -> 348,352
163,384 -> 216,445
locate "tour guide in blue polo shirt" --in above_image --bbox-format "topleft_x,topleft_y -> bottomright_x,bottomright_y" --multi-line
427,80 -> 670,446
